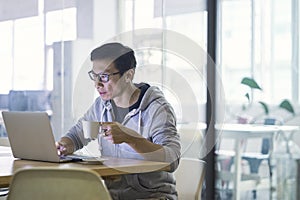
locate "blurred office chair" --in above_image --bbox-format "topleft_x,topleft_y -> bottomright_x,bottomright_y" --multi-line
242,118 -> 282,199
8,90 -> 52,112
215,150 -> 235,199
174,158 -> 206,200
215,118 -> 282,199
7,168 -> 112,200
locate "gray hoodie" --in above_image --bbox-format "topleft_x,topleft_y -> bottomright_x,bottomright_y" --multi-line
65,85 -> 181,200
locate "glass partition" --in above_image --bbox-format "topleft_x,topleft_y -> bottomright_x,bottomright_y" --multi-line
120,0 -> 208,124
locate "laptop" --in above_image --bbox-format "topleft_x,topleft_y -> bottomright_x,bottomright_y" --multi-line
2,111 -> 102,163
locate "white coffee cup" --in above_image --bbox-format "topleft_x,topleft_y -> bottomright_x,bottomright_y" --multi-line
82,121 -> 101,140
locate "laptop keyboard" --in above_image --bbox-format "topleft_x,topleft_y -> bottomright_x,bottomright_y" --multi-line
61,154 -> 98,161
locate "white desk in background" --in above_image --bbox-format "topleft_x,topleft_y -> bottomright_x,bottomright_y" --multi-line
215,123 -> 300,200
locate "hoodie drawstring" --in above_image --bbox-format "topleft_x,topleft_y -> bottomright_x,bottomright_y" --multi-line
138,110 -> 142,134
100,102 -> 143,157
98,102 -> 111,153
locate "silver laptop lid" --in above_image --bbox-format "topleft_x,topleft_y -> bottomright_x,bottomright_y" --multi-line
2,111 -> 61,162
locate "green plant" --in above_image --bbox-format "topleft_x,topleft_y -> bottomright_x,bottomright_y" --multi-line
241,77 -> 295,116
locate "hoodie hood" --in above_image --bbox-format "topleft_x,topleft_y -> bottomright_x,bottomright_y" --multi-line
100,83 -> 167,122
138,84 -> 166,111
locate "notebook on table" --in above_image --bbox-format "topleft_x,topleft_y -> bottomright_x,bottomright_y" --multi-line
2,111 -> 104,163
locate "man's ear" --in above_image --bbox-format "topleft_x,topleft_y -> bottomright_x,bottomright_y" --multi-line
125,68 -> 135,82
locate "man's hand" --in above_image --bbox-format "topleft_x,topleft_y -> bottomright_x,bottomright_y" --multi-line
101,122 -> 165,161
101,122 -> 142,144
55,137 -> 74,155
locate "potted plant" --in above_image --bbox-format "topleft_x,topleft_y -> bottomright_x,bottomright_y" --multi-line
238,77 -> 295,124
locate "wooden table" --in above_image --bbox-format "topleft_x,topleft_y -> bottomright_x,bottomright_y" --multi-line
0,147 -> 171,188
215,123 -> 300,200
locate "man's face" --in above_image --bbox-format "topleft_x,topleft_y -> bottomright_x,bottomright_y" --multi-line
91,59 -> 126,101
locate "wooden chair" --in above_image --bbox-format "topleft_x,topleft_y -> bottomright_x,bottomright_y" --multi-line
7,167 -> 112,200
174,158 -> 206,200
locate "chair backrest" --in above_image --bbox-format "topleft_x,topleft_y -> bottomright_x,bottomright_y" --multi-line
261,118 -> 277,154
179,127 -> 205,159
174,158 -> 206,200
244,118 -> 283,154
7,167 -> 112,200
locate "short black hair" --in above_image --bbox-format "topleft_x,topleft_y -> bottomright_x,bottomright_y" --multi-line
90,42 -> 136,75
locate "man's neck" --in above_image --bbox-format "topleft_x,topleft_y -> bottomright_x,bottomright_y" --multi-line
113,84 -> 141,108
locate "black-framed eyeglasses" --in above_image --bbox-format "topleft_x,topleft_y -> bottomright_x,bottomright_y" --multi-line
88,70 -> 121,83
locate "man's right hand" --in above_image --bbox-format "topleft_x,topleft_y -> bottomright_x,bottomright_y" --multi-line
55,137 -> 74,155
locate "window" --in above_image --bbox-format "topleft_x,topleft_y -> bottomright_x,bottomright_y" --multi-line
46,8 -> 76,45
0,0 -> 77,137
14,16 -> 44,90
0,21 -> 13,93
218,0 -> 252,103
121,0 -> 208,123
219,0 -> 299,110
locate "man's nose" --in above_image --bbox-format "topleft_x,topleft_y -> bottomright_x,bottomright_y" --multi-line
95,81 -> 104,88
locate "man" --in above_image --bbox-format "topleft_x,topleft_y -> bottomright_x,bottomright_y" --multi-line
56,42 -> 181,199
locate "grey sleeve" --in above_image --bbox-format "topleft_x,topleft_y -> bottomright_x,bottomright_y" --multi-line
64,99 -> 103,151
149,103 -> 181,172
